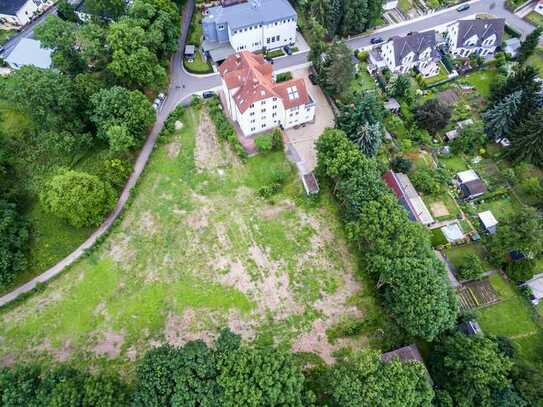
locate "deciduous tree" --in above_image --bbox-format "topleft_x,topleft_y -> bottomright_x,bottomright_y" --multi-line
415,99 -> 451,134
0,201 -> 29,288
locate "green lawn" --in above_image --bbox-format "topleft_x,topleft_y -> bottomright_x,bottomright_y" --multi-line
423,61 -> 449,86
526,11 -> 543,27
351,63 -> 378,93
423,193 -> 460,221
439,155 -> 468,172
461,69 -> 498,99
527,48 -> 543,76
478,274 -> 543,362
474,196 -> 522,223
398,0 -> 411,13
183,50 -> 213,74
444,243 -> 492,271
0,107 -> 380,370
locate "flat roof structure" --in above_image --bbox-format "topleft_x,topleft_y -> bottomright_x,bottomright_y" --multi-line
457,169 -> 480,184
5,38 -> 52,69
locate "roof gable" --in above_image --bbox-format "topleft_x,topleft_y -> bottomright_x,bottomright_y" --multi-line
391,31 -> 437,65
0,0 -> 29,16
455,18 -> 505,48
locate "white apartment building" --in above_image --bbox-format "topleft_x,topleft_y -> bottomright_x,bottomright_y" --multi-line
446,18 -> 505,58
381,31 -> 441,77
219,51 -> 315,137
202,0 -> 297,62
0,0 -> 47,27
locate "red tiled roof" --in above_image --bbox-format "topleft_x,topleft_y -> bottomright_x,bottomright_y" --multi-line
219,51 -> 310,113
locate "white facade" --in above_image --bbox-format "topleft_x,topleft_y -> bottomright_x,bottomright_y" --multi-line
535,1 -> 543,15
0,0 -> 42,26
446,21 -> 500,58
383,0 -> 399,10
229,18 -> 296,52
381,40 -> 439,77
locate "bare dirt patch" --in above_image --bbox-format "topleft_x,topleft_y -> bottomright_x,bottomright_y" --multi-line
195,111 -> 228,170
186,207 -> 210,230
292,273 -> 362,364
109,234 -> 134,264
261,200 -> 295,220
430,201 -> 450,218
166,141 -> 181,159
93,330 -> 125,359
36,339 -> 72,362
164,310 -> 216,346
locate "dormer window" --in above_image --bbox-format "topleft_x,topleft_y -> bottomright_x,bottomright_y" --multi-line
218,24 -> 225,31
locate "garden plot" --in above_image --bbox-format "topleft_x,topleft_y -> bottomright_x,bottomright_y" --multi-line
0,108 -> 372,370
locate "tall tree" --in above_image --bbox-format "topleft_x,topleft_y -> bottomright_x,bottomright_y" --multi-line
85,0 -> 126,19
317,41 -> 354,97
518,26 -> 543,64
483,90 -> 522,141
507,108 -> 543,166
337,91 -> 384,144
325,349 -> 434,406
430,333 -> 513,407
0,201 -> 29,288
349,123 -> 383,157
490,65 -> 540,108
40,170 -> 115,227
341,0 -> 368,35
415,99 -> 451,134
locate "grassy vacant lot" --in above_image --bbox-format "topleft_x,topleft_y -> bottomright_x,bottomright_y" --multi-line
0,107 -> 380,371
478,274 -> 543,362
444,243 -> 492,271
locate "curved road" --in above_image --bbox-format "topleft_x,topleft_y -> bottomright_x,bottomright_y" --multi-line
0,0 -> 535,307
0,0 -> 196,307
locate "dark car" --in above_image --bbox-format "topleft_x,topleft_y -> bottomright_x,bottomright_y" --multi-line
202,91 -> 215,99
370,37 -> 384,44
265,56 -> 274,64
456,3 -> 470,12
283,45 -> 293,55
308,73 -> 318,85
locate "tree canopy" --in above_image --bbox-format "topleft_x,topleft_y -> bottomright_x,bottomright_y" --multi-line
415,99 -> 451,134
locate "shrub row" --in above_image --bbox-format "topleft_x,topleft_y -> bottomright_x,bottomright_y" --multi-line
316,129 -> 458,340
207,98 -> 248,160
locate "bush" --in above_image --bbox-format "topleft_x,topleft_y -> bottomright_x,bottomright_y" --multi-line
255,134 -> 274,152
275,72 -> 292,82
390,157 -> 412,173
457,253 -> 485,281
411,168 -> 444,195
357,50 -> 368,62
207,98 -> 247,160
257,183 -> 282,198
506,259 -> 535,282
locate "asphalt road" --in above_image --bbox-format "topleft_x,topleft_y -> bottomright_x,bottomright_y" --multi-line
1,4 -> 58,57
346,0 -> 535,50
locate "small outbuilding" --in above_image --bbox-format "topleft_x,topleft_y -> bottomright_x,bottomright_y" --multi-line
457,169 -> 479,184
524,273 -> 543,305
384,98 -> 400,113
382,344 -> 424,364
441,222 -> 464,243
478,210 -> 498,234
184,44 -> 195,59
458,320 -> 483,336
457,169 -> 486,200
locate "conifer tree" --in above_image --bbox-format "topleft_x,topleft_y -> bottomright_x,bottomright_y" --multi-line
518,26 -> 543,64
507,108 -> 543,166
483,90 -> 522,141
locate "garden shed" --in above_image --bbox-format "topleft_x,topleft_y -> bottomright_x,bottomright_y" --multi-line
478,210 -> 498,234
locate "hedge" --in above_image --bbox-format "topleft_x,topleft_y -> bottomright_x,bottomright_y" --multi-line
207,98 -> 248,160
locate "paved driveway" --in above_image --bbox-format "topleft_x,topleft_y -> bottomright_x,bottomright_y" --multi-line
284,68 -> 335,173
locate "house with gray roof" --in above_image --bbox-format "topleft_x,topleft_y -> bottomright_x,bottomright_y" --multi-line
0,0 -> 45,26
380,31 -> 441,77
202,0 -> 297,62
446,18 -> 505,58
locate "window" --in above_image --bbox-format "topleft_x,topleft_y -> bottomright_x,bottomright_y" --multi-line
267,38 -> 270,44
251,127 -> 256,131
250,103 -> 254,108
218,24 -> 225,31
287,85 -> 299,100
262,123 -> 266,128
261,108 -> 266,112
251,119 -> 255,123
277,35 -> 280,41
250,112 -> 255,116
272,112 -> 277,117
261,100 -> 266,105
272,105 -> 277,109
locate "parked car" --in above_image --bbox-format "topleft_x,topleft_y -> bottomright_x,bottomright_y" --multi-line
308,73 -> 318,85
370,37 -> 384,44
152,101 -> 160,111
202,91 -> 215,99
157,93 -> 166,101
283,45 -> 293,55
456,3 -> 470,12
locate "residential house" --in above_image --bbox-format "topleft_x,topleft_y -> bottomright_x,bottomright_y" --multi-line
478,210 -> 498,234
0,0 -> 46,26
202,0 -> 296,62
5,38 -> 52,69
219,51 -> 315,137
456,169 -> 486,200
381,31 -> 441,77
535,0 -> 543,15
446,18 -> 505,58
383,170 -> 435,225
